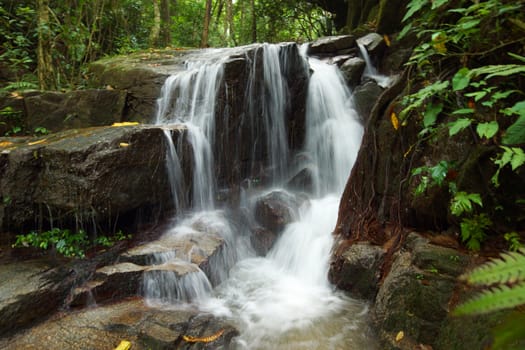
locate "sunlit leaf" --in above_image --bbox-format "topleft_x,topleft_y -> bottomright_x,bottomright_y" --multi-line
449,118 -> 472,136
452,67 -> 471,91
423,103 -> 443,127
476,121 -> 499,139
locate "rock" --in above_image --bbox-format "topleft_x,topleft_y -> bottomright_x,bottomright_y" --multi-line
250,227 -> 278,256
356,33 -> 386,58
340,57 -> 366,87
373,233 -> 471,348
0,260 -> 77,336
24,90 -> 127,133
329,242 -> 385,300
253,190 -> 302,232
0,124 -> 190,234
0,299 -> 239,350
120,231 -> 224,269
308,35 -> 356,55
352,80 -> 384,121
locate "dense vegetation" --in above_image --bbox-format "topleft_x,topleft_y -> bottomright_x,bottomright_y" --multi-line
0,0 -> 330,91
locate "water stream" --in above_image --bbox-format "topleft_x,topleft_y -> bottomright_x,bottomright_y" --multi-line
149,44 -> 377,349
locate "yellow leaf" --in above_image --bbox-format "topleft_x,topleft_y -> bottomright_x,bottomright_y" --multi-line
112,122 -> 139,127
119,142 -> 130,147
114,340 -> 132,350
182,329 -> 225,343
28,139 -> 47,146
383,35 -> 391,47
396,330 -> 404,342
0,141 -> 14,148
390,112 -> 400,130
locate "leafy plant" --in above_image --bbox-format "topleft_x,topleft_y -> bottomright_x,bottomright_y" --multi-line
454,248 -> 525,349
12,228 -> 131,258
504,232 -> 523,252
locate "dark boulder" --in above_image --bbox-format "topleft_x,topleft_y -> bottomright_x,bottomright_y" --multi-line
308,35 -> 356,55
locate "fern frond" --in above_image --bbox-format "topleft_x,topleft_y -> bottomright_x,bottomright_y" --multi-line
460,248 -> 525,286
453,283 -> 525,316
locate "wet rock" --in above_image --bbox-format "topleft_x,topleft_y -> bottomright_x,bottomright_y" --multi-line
373,233 -> 471,348
308,35 -> 356,55
250,227 -> 278,256
0,260 -> 77,336
340,57 -> 366,87
0,299 -> 239,350
0,124 -> 190,233
329,242 -> 385,300
24,90 -> 126,133
253,190 -> 302,233
70,261 -> 202,306
352,80 -> 384,121
120,231 -> 224,268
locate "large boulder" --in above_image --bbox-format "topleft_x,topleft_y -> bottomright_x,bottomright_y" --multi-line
0,124 -> 190,234
373,233 -> 471,348
329,242 -> 385,300
0,299 -> 239,350
24,90 -> 127,132
307,35 -> 356,55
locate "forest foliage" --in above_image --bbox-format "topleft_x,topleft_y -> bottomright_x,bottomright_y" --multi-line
0,0 -> 331,91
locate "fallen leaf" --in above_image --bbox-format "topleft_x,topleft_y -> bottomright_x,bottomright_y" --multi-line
114,340 -> 132,350
182,329 -> 225,343
112,122 -> 139,127
28,139 -> 47,146
119,142 -> 130,147
396,330 -> 404,342
0,141 -> 14,148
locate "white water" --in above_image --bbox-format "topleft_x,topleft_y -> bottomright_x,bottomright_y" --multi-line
147,44 -> 376,349
357,42 -> 392,88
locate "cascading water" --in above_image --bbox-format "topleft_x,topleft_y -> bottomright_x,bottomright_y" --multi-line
145,44 -> 377,348
357,42 -> 392,89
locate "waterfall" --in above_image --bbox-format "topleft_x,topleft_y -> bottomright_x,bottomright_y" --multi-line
146,44 -> 376,349
357,42 -> 392,88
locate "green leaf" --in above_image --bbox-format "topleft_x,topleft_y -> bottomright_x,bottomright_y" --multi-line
431,0 -> 448,9
476,121 -> 499,139
461,248 -> 525,285
470,64 -> 525,79
508,52 -> 525,63
452,108 -> 474,115
450,192 -> 482,216
452,67 -> 471,91
453,283 -> 525,315
503,115 -> 525,145
465,90 -> 488,102
449,118 -> 472,136
423,103 -> 443,127
510,147 -> 525,171
403,0 -> 429,22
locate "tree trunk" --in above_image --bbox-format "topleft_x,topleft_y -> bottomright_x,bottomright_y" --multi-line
37,0 -> 55,90
149,0 -> 161,47
201,0 -> 212,47
225,0 -> 235,45
250,0 -> 256,42
160,0 -> 172,47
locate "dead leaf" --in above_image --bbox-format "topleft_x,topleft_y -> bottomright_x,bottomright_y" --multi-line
28,139 -> 47,146
112,122 -> 139,127
119,142 -> 130,147
0,141 -> 14,148
182,329 -> 225,343
114,340 -> 132,350
395,330 -> 404,342
383,35 -> 391,47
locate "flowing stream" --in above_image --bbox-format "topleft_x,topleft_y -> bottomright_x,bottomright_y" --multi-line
149,44 -> 377,349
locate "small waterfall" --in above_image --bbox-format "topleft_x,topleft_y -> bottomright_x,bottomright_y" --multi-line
162,128 -> 186,211
357,42 -> 392,88
304,58 -> 363,196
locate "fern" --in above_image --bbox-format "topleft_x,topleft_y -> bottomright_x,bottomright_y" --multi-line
453,283 -> 525,316
461,248 -> 525,285
454,248 -> 525,316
